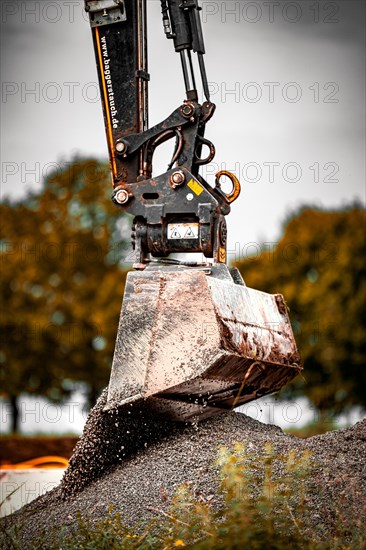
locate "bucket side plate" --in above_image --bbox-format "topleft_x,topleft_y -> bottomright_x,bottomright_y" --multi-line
106,269 -> 224,410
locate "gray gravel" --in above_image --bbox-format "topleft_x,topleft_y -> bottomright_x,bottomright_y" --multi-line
1,389 -> 365,548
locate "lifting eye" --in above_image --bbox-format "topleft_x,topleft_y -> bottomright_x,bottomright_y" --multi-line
215,171 -> 241,204
143,193 -> 159,200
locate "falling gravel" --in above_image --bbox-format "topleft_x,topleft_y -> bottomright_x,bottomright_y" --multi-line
1,389 -> 365,549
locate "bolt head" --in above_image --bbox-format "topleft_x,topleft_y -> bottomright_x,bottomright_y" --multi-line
170,170 -> 186,188
114,189 -> 129,205
115,141 -> 127,154
186,193 -> 194,202
181,103 -> 194,117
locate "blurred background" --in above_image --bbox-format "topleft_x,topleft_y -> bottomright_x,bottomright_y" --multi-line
1,0 -> 365,449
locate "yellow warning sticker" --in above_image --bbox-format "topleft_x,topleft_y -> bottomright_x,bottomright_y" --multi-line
187,178 -> 204,196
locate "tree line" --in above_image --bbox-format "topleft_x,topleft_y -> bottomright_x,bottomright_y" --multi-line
1,158 -> 365,431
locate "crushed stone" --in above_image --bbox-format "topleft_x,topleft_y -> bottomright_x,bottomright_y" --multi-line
1,389 -> 365,549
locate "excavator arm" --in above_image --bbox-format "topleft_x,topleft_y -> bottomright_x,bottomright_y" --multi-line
84,0 -> 302,421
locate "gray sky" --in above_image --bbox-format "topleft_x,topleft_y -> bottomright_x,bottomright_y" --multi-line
1,0 -> 365,255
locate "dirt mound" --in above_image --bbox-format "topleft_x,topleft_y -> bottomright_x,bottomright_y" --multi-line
1,390 -> 365,549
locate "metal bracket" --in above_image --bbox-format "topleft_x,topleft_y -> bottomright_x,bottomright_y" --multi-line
135,69 -> 150,82
85,0 -> 126,27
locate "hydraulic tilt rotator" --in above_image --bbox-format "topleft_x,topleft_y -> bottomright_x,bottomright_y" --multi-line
86,0 -> 240,268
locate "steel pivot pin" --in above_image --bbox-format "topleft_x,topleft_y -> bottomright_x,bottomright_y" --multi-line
169,170 -> 186,188
113,188 -> 130,205
115,140 -> 127,154
181,103 -> 194,117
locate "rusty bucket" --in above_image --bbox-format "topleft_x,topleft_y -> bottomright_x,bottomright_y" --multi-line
105,264 -> 301,422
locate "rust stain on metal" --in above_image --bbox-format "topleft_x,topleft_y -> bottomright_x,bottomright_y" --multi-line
105,267 -> 302,422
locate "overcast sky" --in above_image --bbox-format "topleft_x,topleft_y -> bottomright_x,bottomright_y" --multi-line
1,0 -> 365,254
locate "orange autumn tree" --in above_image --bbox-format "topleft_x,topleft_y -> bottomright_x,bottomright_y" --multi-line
235,205 -> 366,417
0,158 -> 129,432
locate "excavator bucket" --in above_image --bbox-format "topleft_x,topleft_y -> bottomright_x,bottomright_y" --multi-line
105,265 -> 301,421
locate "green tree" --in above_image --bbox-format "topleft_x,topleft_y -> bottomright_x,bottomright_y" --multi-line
234,205 -> 366,416
0,158 -> 129,432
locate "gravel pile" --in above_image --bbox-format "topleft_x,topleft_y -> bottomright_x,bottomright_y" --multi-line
1,389 -> 365,548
